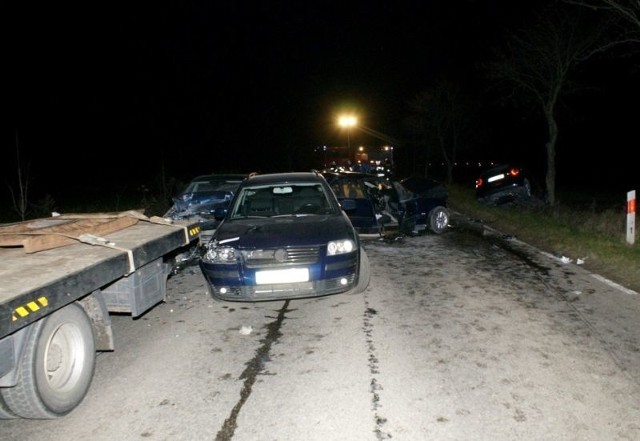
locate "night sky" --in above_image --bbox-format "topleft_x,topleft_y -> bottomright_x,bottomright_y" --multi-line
5,1 -> 639,208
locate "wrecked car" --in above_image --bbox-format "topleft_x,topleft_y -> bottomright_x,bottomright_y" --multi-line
163,174 -> 248,244
475,163 -> 532,205
321,170 -> 450,237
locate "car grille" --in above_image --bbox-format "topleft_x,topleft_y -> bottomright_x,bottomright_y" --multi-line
242,246 -> 320,267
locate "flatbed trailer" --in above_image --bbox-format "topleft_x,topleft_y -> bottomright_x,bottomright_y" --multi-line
0,211 -> 200,419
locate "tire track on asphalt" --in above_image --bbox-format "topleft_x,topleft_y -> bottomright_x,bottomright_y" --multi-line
361,235 -> 414,441
363,300 -> 391,440
215,300 -> 292,441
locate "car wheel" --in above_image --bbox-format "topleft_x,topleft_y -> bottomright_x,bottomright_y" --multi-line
348,248 -> 371,295
428,206 -> 449,234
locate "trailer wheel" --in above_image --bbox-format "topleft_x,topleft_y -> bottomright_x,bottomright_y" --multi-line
1,303 -> 96,419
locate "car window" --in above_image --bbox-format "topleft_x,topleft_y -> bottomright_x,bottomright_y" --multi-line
230,184 -> 333,218
214,181 -> 243,193
392,181 -> 414,202
329,181 -> 344,197
183,178 -> 244,194
342,181 -> 365,198
329,178 -> 365,199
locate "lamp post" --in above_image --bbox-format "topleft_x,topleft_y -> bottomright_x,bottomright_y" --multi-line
384,145 -> 394,167
338,115 -> 357,164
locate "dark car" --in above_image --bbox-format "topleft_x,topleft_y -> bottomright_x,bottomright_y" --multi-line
163,174 -> 248,244
198,171 -> 370,302
475,163 -> 531,205
321,171 -> 450,237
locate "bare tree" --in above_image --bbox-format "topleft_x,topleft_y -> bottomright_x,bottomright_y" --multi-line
7,129 -> 31,221
566,0 -> 640,29
485,3 -> 613,206
407,78 -> 477,184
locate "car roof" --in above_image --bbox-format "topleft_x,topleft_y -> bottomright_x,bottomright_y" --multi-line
191,174 -> 248,182
242,172 -> 326,186
322,170 -> 379,180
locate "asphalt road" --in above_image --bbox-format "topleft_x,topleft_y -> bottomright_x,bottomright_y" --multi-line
1,214 -> 639,440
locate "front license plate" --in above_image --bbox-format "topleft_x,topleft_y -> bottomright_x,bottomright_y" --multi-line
255,268 -> 309,284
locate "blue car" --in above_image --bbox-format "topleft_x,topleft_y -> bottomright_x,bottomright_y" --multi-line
321,171 -> 449,237
163,174 -> 248,244
199,172 -> 370,302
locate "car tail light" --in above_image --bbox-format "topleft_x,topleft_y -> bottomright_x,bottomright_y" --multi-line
508,167 -> 521,177
475,178 -> 484,189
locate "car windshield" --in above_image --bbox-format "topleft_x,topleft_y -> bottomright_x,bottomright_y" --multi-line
230,183 -> 333,218
183,179 -> 244,194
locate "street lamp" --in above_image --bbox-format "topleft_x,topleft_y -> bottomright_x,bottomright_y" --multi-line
338,115 -> 357,162
384,145 -> 394,166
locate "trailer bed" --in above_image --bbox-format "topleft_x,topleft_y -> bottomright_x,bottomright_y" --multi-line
0,214 -> 199,338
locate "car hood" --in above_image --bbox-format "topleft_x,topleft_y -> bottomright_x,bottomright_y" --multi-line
214,215 -> 355,248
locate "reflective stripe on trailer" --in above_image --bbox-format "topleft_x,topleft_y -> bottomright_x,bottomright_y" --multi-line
12,296 -> 49,322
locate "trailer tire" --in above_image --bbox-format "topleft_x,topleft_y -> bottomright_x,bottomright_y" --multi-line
1,303 -> 96,419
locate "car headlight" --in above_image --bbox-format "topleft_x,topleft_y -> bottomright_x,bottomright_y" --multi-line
203,245 -> 236,263
327,239 -> 355,255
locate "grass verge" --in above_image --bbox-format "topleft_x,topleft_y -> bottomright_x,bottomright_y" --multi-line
447,183 -> 640,293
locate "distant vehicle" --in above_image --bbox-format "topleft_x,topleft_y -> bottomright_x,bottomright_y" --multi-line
321,170 -> 449,237
164,174 -> 248,244
199,171 -> 370,302
475,163 -> 531,205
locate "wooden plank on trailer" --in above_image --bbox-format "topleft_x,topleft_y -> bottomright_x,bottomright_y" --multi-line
0,214 -> 141,253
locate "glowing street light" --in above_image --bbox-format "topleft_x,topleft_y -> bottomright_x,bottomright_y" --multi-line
338,115 -> 358,161
384,145 -> 394,166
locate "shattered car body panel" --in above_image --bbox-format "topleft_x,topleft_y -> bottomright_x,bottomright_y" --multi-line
321,171 -> 450,237
165,189 -> 234,219
164,174 -> 248,244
